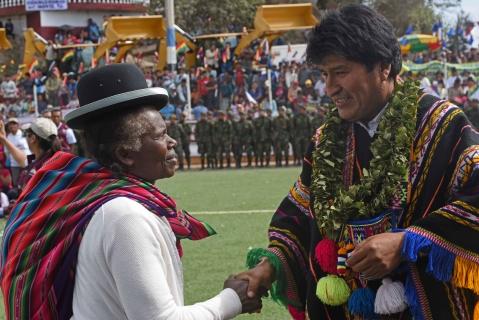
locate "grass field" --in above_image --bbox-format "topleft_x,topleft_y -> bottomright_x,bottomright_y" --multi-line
0,167 -> 301,320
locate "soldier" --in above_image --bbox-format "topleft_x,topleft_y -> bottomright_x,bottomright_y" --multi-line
272,106 -> 291,167
310,105 -> 326,133
213,110 -> 233,168
253,109 -> 273,167
287,108 -> 299,165
206,111 -> 217,169
194,112 -> 211,170
233,111 -> 254,168
292,105 -> 311,165
166,114 -> 185,170
465,99 -> 479,129
179,113 -> 192,169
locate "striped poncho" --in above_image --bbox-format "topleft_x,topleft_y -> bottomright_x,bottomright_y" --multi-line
0,152 -> 215,320
248,94 -> 479,319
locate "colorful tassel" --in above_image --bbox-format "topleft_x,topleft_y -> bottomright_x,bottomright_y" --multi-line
374,278 -> 408,315
246,248 -> 287,306
453,255 -> 479,295
405,271 -> 424,320
314,239 -> 338,274
348,287 -> 376,318
402,231 -> 454,282
316,275 -> 351,306
337,243 -> 354,275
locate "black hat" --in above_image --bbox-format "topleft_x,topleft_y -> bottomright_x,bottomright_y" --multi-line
65,64 -> 169,129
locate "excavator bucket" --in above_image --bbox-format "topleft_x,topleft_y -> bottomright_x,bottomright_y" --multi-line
0,28 -> 12,50
94,15 -> 197,70
22,28 -> 47,73
94,15 -> 166,60
235,3 -> 318,55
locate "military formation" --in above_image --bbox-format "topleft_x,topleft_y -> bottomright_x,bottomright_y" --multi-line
170,106 -> 326,170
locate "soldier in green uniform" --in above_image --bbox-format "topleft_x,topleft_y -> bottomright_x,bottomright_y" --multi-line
194,112 -> 211,170
206,111 -> 217,169
253,109 -> 273,167
292,105 -> 311,165
310,105 -> 326,134
214,110 -> 233,168
272,106 -> 291,167
465,99 -> 479,129
179,113 -> 192,169
167,114 -> 185,170
287,108 -> 299,165
233,111 -> 255,168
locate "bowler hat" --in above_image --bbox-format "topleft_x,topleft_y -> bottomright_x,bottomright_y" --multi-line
65,64 -> 169,129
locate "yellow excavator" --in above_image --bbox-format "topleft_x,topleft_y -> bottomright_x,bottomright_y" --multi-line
234,3 -> 318,56
0,28 -> 12,50
94,15 -> 197,70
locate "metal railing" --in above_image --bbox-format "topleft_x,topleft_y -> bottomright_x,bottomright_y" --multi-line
0,0 -> 146,8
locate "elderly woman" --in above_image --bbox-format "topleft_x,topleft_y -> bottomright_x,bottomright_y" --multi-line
0,64 -> 260,320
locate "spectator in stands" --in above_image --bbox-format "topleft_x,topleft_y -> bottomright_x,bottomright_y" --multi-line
87,18 -> 101,43
18,72 -> 34,96
45,40 -> 57,68
51,108 -> 77,153
448,77 -> 466,105
1,75 -> 17,100
45,72 -> 61,107
2,118 -> 29,187
36,93 -> 48,114
192,100 -> 208,121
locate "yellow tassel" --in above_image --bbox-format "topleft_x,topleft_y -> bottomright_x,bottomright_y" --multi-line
474,301 -> 479,320
453,256 -> 479,295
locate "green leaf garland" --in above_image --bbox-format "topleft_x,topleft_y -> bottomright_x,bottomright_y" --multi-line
311,81 -> 420,235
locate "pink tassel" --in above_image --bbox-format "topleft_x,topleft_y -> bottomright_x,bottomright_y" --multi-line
314,239 -> 338,274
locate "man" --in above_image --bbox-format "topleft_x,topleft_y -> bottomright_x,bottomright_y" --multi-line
292,105 -> 311,166
167,114 -> 185,170
236,5 -> 479,320
232,111 -> 254,168
252,110 -> 272,167
1,64 -> 260,320
5,118 -> 30,186
272,106 -> 291,167
206,111 -> 217,168
214,110 -> 233,169
51,108 -> 77,153
194,112 -> 211,170
179,113 -> 192,169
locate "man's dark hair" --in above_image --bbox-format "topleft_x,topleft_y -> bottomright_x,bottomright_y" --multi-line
306,4 -> 401,79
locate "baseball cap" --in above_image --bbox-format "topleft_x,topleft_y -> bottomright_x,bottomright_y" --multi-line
7,117 -> 18,124
31,117 -> 58,140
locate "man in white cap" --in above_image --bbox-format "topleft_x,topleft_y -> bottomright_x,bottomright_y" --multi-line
4,117 -> 30,186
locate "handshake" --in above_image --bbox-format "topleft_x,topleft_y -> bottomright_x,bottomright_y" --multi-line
223,258 -> 276,314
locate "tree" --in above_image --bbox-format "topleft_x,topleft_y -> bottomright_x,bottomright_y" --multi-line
149,0 -> 265,35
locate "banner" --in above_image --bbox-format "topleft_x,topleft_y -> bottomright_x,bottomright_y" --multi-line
25,0 -> 67,11
403,60 -> 479,73
270,44 -> 307,66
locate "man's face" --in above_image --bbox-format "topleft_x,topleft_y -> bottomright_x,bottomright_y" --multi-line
8,122 -> 18,134
319,55 -> 389,122
128,110 -> 177,182
51,111 -> 62,126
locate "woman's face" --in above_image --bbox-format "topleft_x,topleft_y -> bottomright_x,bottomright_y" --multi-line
126,110 -> 178,182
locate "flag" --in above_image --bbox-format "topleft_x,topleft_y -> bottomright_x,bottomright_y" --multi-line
61,49 -> 75,63
245,91 -> 257,105
176,41 -> 189,55
28,59 -> 39,74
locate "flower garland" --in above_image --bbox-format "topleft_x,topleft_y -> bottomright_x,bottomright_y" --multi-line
311,80 -> 420,235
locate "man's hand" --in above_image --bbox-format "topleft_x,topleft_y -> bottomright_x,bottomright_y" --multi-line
223,276 -> 262,314
346,232 -> 405,280
235,258 -> 275,299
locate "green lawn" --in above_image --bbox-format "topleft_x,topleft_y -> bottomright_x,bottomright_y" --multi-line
0,167 -> 301,320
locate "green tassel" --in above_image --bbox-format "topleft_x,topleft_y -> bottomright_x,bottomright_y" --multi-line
316,275 -> 351,306
246,248 -> 288,306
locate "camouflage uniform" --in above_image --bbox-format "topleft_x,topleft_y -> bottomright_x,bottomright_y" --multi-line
179,115 -> 192,169
272,110 -> 291,167
292,109 -> 311,165
206,112 -> 217,168
213,111 -> 233,168
194,113 -> 213,169
232,113 -> 254,168
253,111 -> 273,167
167,115 -> 185,170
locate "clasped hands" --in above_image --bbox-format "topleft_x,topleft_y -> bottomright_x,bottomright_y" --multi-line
227,232 -> 405,313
